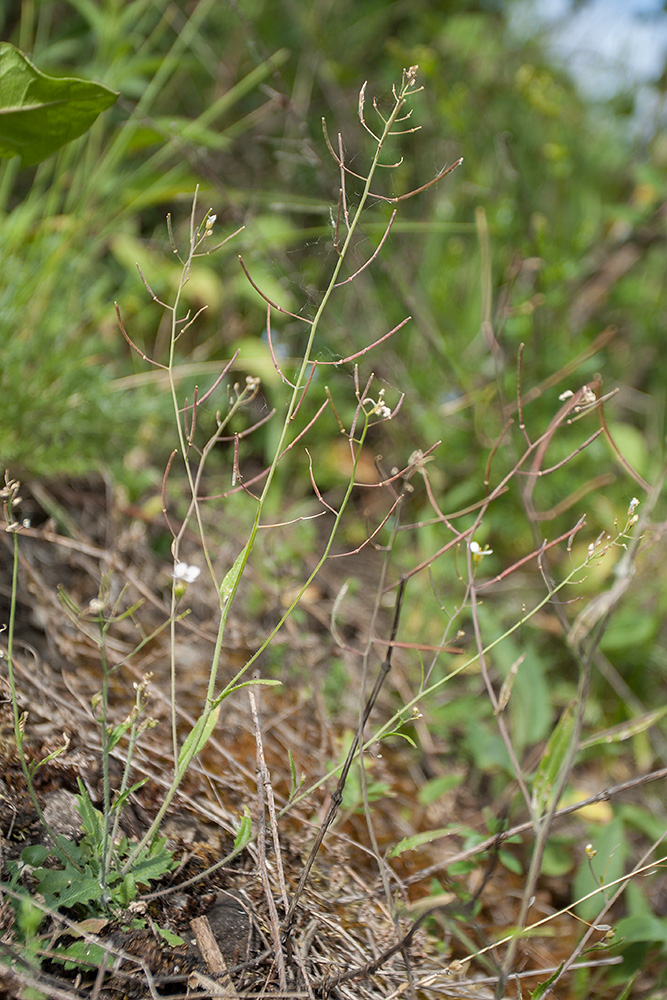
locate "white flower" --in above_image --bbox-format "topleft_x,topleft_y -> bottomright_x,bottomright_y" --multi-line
628,497 -> 640,516
558,389 -> 574,401
469,540 -> 493,565
173,562 -> 201,584
368,388 -> 392,419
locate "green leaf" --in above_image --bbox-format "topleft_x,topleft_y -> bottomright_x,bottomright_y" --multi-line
177,704 -> 220,770
220,544 -> 248,607
128,837 -> 175,885
614,913 -> 667,945
530,964 -> 564,999
111,778 -> 149,814
389,826 -> 462,859
382,730 -> 417,748
50,938 -> 112,972
21,844 -> 50,867
0,43 -> 118,165
573,816 -> 628,923
75,780 -> 104,851
156,925 -> 186,946
531,702 -> 576,820
35,867 -> 102,910
107,719 -> 133,751
580,705 -> 667,751
288,749 -> 298,799
499,849 -> 523,875
417,774 -> 464,807
117,872 -> 137,906
234,807 -> 252,851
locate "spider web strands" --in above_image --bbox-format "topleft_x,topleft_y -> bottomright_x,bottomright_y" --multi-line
502,326 -> 617,418
516,428 -> 604,477
531,472 -> 615,522
266,305 -> 297,387
287,364 -> 318,426
322,116 -> 463,204
183,384 -> 198,447
114,302 -> 168,369
475,518 -> 587,593
372,636 -> 463,654
314,316 -> 411,367
281,580 -> 406,939
177,351 -> 240,413
394,388 -> 599,585
328,493 -> 403,558
305,447 -> 338,516
161,450 -> 178,538
333,209 -> 397,287
347,440 -> 442,493
237,255 -> 313,323
397,764 -> 667,882
598,399 -> 651,491
516,341 -> 531,447
206,406 -> 276,444
398,486 -> 511,529
201,400 -> 330,501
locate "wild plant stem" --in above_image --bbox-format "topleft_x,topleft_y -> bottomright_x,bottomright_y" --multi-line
125,77 -> 422,867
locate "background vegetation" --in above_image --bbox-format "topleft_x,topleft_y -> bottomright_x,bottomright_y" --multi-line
1,0 -> 667,996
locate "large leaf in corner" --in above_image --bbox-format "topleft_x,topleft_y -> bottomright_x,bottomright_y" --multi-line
0,43 -> 118,164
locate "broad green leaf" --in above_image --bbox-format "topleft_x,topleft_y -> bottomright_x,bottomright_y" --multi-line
21,844 -> 50,867
177,705 -> 220,770
0,43 -> 118,165
573,815 -> 628,923
531,702 -> 576,820
36,869 -> 102,909
129,842 -> 175,885
51,939 -> 112,972
117,872 -> 137,906
614,913 -> 667,945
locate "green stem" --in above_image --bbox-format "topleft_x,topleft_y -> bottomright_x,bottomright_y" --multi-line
127,75 -> 420,868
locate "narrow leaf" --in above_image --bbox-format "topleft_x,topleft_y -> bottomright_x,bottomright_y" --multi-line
288,749 -> 298,799
177,705 -> 220,770
530,964 -> 564,999
580,705 -> 667,750
389,825 -> 462,858
234,807 -> 252,850
531,702 -> 576,819
220,544 -> 248,607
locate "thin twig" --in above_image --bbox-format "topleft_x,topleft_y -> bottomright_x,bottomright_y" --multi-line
266,305 -> 297,386
281,580 -> 406,939
516,342 -> 531,446
314,316 -> 411,365
115,302 -> 167,369
250,686 -> 288,991
238,256 -> 313,323
333,210 -> 397,286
